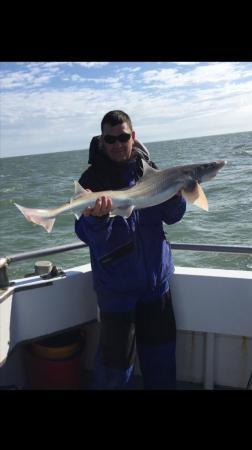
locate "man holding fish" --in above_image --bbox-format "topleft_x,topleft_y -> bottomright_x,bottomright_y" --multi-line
75,110 -> 186,390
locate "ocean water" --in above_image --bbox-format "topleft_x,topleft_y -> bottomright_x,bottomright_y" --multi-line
1,131 -> 252,280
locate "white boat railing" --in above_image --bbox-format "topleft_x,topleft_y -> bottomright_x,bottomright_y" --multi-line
4,241 -> 252,265
0,241 -> 251,289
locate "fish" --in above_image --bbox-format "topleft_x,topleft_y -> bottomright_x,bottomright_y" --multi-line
14,159 -> 226,233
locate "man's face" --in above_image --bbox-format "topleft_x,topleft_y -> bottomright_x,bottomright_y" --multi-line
102,122 -> 135,162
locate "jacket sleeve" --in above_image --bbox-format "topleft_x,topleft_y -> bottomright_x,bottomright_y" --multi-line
158,194 -> 186,225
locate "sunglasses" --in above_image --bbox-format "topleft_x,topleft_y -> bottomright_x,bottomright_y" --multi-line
103,133 -> 131,144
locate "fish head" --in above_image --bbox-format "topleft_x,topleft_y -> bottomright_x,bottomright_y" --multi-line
181,160 -> 226,211
192,160 -> 227,183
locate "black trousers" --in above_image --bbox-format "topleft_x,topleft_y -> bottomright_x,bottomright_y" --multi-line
93,290 -> 177,389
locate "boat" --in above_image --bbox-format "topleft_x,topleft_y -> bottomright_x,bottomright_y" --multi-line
0,242 -> 251,390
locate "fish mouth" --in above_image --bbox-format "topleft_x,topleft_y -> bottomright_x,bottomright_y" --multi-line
216,160 -> 227,168
213,160 -> 227,174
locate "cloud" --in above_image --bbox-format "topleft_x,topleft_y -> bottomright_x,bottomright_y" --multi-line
0,69 -> 53,90
0,63 -> 61,90
1,62 -> 252,157
0,62 -> 110,91
26,62 -> 109,69
70,75 -> 123,86
173,62 -> 200,66
142,62 -> 252,88
75,62 -> 109,68
116,66 -> 141,73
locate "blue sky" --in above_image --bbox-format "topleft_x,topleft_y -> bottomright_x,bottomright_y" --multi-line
1,61 -> 252,157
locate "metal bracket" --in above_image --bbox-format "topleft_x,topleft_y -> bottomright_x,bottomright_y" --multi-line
0,258 -> 10,289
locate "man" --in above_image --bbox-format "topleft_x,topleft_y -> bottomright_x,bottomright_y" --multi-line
75,110 -> 186,389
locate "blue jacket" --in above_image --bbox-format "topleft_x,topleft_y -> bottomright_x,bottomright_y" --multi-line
75,139 -> 186,304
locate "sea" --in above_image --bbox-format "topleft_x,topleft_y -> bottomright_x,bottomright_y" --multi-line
1,131 -> 252,280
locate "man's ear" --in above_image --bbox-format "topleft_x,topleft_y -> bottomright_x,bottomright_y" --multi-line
132,130 -> 136,140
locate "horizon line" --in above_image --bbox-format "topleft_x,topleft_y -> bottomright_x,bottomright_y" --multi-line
1,129 -> 252,159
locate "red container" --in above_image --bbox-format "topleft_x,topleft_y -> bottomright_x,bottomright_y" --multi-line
26,330 -> 84,389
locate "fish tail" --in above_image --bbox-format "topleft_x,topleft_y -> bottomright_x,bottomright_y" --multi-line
14,203 -> 56,233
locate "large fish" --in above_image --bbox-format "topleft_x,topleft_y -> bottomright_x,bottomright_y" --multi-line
14,159 -> 226,233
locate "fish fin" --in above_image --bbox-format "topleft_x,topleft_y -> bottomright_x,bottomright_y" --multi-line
74,181 -> 87,195
14,203 -> 56,232
71,211 -> 80,220
109,206 -> 135,218
71,181 -> 90,202
141,159 -> 158,176
182,182 -> 209,211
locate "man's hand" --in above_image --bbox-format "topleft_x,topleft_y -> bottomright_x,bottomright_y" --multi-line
83,193 -> 113,217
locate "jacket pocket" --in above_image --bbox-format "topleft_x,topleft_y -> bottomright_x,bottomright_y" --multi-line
99,241 -> 135,267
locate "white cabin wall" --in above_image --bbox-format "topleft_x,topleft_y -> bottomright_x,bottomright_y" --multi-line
176,331 -> 205,384
214,334 -> 252,388
176,331 -> 252,388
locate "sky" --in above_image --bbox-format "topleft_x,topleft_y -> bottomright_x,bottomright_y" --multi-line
1,61 -> 252,157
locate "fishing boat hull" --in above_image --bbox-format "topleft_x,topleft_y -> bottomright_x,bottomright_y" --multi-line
0,263 -> 251,389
